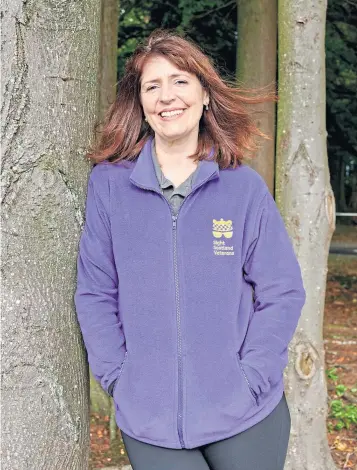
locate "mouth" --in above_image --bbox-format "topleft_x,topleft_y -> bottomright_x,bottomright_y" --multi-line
158,109 -> 186,121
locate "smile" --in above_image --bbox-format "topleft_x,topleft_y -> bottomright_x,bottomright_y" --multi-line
159,109 -> 186,120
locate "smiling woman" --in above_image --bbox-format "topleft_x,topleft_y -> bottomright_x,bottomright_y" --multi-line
138,54 -> 211,177
74,27 -> 305,470
86,28 -> 277,169
140,56 -> 208,145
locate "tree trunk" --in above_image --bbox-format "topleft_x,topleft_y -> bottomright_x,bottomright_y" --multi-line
276,1 -> 337,469
88,0 -> 121,437
98,0 -> 120,117
327,149 -> 340,214
339,159 -> 347,212
349,173 -> 357,211
1,1 -> 102,468
349,171 -> 357,225
236,0 -> 277,195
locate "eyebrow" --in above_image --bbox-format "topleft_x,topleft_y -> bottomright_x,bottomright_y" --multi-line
142,73 -> 189,87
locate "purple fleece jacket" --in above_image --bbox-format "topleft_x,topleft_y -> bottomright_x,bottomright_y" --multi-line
74,135 -> 306,449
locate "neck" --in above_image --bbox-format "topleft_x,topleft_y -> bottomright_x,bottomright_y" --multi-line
153,134 -> 199,170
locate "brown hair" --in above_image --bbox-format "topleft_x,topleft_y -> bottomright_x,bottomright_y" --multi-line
87,28 -> 278,169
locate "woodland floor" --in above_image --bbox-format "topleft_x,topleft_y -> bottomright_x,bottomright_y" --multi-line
324,224 -> 357,469
89,223 -> 357,470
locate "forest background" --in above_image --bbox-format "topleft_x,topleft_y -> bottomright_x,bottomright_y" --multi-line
1,0 -> 356,469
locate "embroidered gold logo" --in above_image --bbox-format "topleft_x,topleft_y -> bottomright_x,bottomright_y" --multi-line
212,218 -> 235,256
212,218 -> 233,238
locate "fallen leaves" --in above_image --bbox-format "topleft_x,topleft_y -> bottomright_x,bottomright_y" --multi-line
325,253 -> 357,469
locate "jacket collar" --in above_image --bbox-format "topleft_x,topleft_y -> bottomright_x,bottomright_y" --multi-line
129,135 -> 220,192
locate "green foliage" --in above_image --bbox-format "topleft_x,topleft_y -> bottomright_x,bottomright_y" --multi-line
335,383 -> 348,397
117,0 -> 154,76
328,400 -> 357,431
117,0 -> 237,79
177,0 -> 234,28
326,0 -> 357,209
326,367 -> 357,432
326,367 -> 339,382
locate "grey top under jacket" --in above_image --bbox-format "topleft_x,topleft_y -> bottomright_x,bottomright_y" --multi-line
150,138 -> 201,216
107,139 -> 201,397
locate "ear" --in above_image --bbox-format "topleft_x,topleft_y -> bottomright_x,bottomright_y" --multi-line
203,89 -> 209,106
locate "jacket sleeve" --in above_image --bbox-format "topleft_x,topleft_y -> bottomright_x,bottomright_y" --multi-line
74,166 -> 126,396
239,188 -> 306,399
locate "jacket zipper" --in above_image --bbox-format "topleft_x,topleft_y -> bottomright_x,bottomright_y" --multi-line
171,212 -> 185,447
130,172 -> 217,448
237,352 -> 258,405
112,350 -> 129,397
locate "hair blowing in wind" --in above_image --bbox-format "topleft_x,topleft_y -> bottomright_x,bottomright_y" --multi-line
87,28 -> 278,168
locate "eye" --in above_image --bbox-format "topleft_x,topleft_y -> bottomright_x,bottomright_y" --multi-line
176,80 -> 188,85
146,85 -> 158,91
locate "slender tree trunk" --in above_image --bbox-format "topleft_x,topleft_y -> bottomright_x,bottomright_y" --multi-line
1,1 -> 102,468
236,0 -> 277,195
327,150 -> 340,213
109,400 -> 118,443
349,172 -> 357,224
339,159 -> 347,211
349,173 -> 357,210
98,0 -> 120,116
88,0 -> 121,439
276,1 -> 337,469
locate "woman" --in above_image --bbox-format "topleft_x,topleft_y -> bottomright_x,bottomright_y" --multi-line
74,28 -> 306,470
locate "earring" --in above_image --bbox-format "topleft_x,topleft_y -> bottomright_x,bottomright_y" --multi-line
144,116 -> 148,122
205,104 -> 209,111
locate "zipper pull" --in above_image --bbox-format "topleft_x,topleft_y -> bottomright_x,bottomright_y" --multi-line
172,215 -> 177,229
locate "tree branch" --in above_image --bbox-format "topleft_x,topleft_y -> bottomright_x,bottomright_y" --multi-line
192,0 -> 236,20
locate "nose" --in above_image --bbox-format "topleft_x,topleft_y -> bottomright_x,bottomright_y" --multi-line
159,82 -> 175,103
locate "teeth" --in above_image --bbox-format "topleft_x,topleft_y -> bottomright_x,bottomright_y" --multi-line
161,109 -> 184,117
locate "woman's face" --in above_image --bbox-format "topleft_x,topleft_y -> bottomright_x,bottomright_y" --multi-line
140,55 -> 209,143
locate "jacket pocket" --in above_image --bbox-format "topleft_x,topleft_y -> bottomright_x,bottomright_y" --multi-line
236,351 -> 259,406
113,350 -> 129,398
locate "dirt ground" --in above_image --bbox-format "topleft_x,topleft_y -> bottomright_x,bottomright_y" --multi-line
89,223 -> 357,470
324,225 -> 357,469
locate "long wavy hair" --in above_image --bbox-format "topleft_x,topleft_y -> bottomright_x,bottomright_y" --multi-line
88,28 -> 278,169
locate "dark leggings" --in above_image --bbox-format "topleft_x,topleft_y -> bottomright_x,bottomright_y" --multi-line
121,392 -> 291,470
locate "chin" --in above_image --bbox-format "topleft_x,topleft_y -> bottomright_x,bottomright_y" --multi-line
161,128 -> 194,140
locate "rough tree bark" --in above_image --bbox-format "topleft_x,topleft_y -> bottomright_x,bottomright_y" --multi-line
276,1 -> 337,469
236,0 -> 277,195
1,1 -> 102,468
